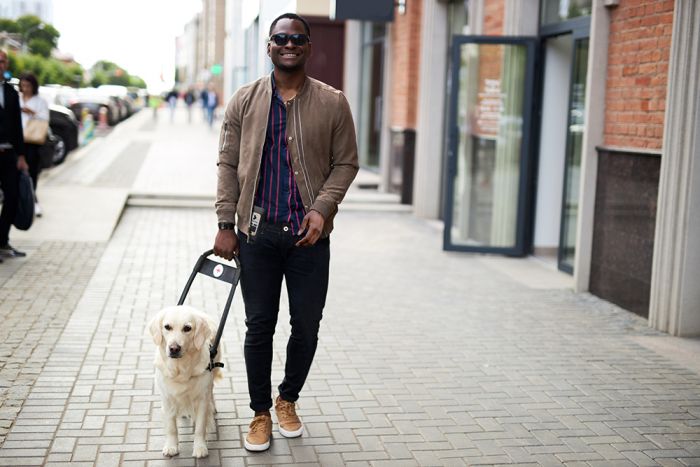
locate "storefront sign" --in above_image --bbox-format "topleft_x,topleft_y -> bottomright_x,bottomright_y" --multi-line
331,0 -> 394,22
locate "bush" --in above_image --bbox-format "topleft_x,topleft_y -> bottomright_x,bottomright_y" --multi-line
6,50 -> 86,87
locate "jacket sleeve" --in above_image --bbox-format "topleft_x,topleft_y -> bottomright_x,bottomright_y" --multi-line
215,93 -> 242,225
310,92 -> 359,219
9,87 -> 26,156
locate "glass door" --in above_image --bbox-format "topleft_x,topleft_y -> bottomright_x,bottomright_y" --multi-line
443,36 -> 537,255
358,23 -> 386,169
558,37 -> 589,272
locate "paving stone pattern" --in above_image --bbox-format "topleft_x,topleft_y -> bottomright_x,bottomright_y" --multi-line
0,241 -> 104,447
0,208 -> 699,466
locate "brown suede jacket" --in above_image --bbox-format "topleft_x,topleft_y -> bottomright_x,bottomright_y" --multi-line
216,74 -> 359,237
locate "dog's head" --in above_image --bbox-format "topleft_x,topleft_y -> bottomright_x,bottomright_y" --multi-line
148,305 -> 214,359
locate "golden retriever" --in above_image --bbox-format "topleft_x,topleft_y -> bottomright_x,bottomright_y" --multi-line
148,305 -> 222,458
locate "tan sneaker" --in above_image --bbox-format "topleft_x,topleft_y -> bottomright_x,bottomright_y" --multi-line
244,412 -> 272,451
274,396 -> 304,438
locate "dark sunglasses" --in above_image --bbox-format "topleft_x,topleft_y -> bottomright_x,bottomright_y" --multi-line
269,33 -> 310,46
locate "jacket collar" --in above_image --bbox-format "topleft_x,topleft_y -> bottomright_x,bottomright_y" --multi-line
267,71 -> 310,100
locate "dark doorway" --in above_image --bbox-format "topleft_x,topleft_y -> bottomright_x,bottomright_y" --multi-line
305,17 -> 345,91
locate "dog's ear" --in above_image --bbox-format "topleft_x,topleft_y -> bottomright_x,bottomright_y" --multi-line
148,311 -> 164,346
193,314 -> 213,351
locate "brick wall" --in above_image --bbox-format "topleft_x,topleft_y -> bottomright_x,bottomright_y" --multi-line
389,1 -> 422,129
483,0 -> 505,36
604,0 -> 674,149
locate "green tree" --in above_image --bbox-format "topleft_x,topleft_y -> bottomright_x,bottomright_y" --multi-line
14,15 -> 60,57
89,60 -> 145,88
5,50 -> 85,87
129,76 -> 147,88
0,15 -> 60,57
0,18 -> 19,33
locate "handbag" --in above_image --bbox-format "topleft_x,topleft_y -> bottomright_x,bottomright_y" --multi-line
13,170 -> 35,231
23,119 -> 49,145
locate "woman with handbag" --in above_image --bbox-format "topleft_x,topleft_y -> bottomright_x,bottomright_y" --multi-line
19,72 -> 49,217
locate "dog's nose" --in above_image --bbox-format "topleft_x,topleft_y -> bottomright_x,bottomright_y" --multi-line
168,344 -> 181,357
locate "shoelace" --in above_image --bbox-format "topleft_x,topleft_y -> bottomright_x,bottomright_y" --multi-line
277,400 -> 298,420
249,415 -> 269,433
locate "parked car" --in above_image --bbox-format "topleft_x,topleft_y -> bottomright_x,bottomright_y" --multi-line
97,85 -> 136,120
68,88 -> 120,126
49,105 -> 79,159
40,127 -> 67,167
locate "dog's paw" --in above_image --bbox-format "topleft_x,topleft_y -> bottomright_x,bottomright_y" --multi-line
192,443 -> 209,458
162,444 -> 179,457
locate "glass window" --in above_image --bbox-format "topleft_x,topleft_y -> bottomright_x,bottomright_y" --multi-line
358,22 -> 386,169
541,0 -> 592,25
559,38 -> 589,272
450,42 -> 528,248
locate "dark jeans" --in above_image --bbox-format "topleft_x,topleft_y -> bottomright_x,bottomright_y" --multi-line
237,223 -> 330,412
0,151 -> 19,246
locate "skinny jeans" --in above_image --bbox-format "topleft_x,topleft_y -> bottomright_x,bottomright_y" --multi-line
237,222 -> 330,412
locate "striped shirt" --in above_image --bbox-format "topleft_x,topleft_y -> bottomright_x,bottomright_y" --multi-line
253,77 -> 306,232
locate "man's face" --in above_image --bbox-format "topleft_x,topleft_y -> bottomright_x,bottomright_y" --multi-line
267,18 -> 311,73
0,52 -> 8,76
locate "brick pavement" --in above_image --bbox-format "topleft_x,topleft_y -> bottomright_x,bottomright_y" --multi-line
0,242 -> 104,447
1,205 -> 699,466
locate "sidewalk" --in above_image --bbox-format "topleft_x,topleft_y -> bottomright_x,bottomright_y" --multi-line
0,106 -> 699,466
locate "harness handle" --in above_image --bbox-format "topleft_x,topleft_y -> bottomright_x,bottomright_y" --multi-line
177,249 -> 241,371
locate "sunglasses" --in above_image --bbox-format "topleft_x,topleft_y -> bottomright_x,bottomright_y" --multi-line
269,33 -> 310,46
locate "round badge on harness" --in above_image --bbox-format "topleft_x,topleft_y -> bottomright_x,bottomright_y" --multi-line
213,264 -> 224,278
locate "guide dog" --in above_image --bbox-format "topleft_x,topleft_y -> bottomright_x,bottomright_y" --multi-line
148,305 -> 222,458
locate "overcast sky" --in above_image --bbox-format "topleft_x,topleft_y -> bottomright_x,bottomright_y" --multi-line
52,0 -> 201,91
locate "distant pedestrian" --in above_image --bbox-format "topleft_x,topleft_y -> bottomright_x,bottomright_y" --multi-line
204,84 -> 218,128
213,13 -> 359,452
200,87 -> 208,121
0,50 -> 29,260
184,88 -> 195,123
19,72 -> 49,217
166,88 -> 178,122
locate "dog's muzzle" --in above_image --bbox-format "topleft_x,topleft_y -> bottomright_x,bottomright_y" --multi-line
168,344 -> 182,358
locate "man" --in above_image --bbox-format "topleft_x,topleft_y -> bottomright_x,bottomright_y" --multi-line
213,13 -> 358,452
0,50 -> 29,261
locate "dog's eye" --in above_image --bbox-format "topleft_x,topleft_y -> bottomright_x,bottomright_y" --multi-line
183,325 -> 192,333
164,324 -> 172,331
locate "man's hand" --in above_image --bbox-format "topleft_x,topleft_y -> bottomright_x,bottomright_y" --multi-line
17,155 -> 28,172
296,210 -> 325,247
213,229 -> 239,260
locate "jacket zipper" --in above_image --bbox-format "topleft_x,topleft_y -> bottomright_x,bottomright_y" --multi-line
220,122 -> 229,152
248,98 -> 272,229
295,102 -> 316,203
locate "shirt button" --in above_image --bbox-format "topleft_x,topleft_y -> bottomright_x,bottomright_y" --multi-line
283,226 -> 289,232
288,136 -> 293,142
294,171 -> 298,175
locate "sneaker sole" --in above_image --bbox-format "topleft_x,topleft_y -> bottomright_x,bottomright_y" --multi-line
278,425 -> 304,438
244,438 -> 270,451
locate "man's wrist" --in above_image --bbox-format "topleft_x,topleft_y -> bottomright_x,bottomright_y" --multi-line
218,222 -> 235,230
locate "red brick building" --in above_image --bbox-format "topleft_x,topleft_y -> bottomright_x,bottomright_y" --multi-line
342,0 -> 700,335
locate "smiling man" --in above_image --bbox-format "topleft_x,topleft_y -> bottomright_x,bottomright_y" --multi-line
213,13 -> 359,451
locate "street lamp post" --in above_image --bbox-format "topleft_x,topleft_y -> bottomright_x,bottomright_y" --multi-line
22,23 -> 45,54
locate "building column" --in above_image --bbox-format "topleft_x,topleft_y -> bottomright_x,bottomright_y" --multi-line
413,0 -> 448,218
342,20 -> 363,137
649,0 -> 700,336
378,23 -> 393,193
572,1 -> 610,292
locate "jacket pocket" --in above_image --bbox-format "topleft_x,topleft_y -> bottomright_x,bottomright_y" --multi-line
219,121 -> 229,152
